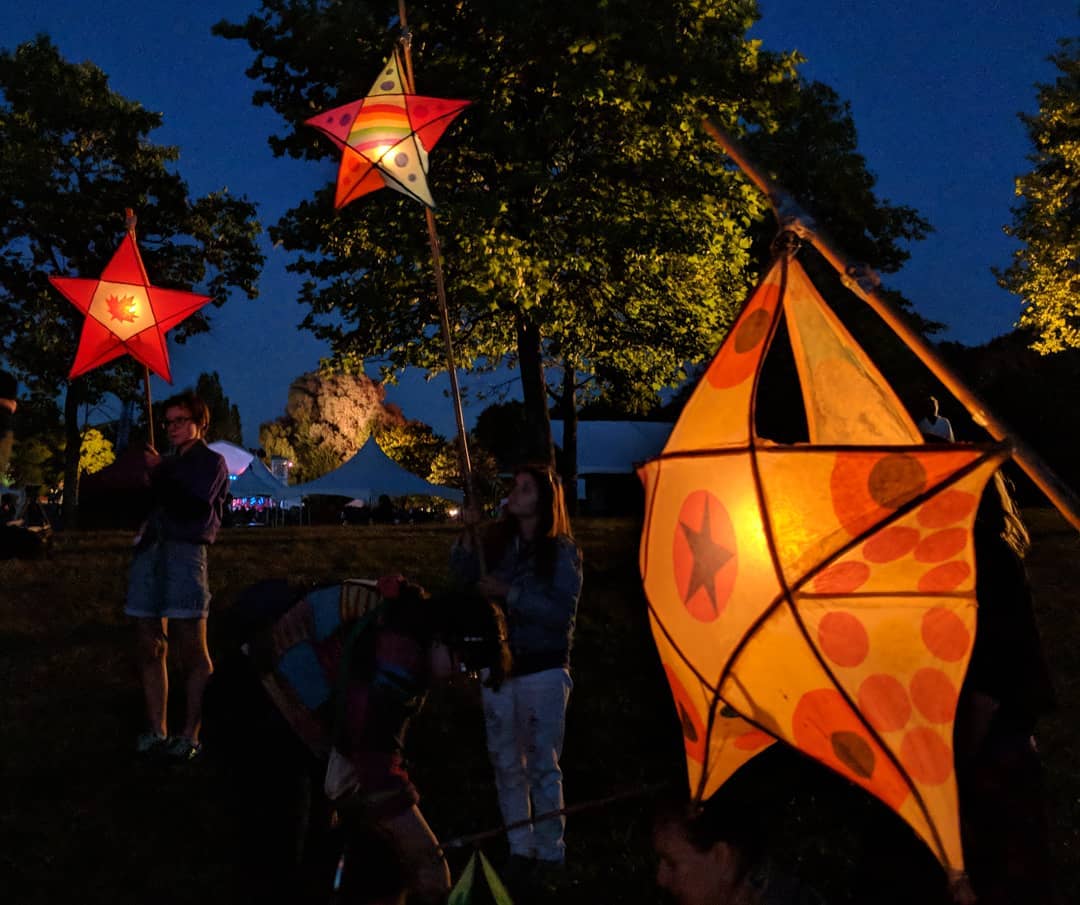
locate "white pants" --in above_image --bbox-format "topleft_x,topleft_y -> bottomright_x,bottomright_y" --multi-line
481,667 -> 573,862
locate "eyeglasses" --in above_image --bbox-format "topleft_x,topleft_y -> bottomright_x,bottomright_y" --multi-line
163,416 -> 193,428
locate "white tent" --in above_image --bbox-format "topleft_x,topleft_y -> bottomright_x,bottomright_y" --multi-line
208,440 -> 254,476
281,440 -> 463,503
230,458 -> 287,499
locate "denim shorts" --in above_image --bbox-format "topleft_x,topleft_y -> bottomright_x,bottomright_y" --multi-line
123,540 -> 211,619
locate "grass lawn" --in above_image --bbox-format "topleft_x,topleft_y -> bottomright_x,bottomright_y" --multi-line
2,514 -> 1077,903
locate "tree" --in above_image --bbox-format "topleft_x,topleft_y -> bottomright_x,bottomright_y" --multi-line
997,37 -> 1080,353
7,393 -> 65,489
376,419 -> 446,480
195,371 -> 243,445
259,369 -> 405,482
217,2 -> 929,491
472,401 -> 532,471
0,37 -> 263,525
79,427 -> 115,475
215,2 -> 792,458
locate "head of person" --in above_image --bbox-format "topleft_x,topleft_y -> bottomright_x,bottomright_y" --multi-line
161,390 -> 209,452
432,589 -> 512,687
504,463 -> 572,539
922,395 -> 940,422
376,578 -> 512,684
653,796 -> 765,905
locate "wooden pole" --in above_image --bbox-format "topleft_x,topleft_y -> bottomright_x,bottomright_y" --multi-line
701,117 -> 1080,533
395,2 -> 486,566
125,208 -> 155,450
395,1 -> 477,509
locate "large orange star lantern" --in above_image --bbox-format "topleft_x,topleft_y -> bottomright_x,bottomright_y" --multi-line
638,252 -> 1007,874
49,231 -> 211,382
304,51 -> 469,209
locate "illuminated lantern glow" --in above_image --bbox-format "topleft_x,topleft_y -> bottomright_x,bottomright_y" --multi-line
638,254 -> 1007,872
304,51 -> 470,210
49,232 -> 212,382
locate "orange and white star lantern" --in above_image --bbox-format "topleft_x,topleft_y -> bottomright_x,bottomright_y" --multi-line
305,51 -> 470,210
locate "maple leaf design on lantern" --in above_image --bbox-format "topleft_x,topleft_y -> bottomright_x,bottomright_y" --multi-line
105,294 -> 139,323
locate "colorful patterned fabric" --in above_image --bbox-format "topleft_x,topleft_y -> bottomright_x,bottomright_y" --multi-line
304,51 -> 469,209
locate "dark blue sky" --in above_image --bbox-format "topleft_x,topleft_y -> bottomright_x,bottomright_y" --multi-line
2,1 -> 1076,446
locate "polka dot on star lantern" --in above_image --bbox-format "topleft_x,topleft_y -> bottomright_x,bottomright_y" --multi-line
921,607 -> 971,661
916,489 -> 977,529
910,668 -> 958,724
862,525 -> 920,563
914,528 -> 968,563
830,452 -> 928,537
734,728 -> 773,751
792,688 -> 910,809
858,673 -> 912,733
663,665 -> 707,764
813,560 -> 870,594
706,283 -> 781,390
817,611 -> 870,667
900,727 -> 953,785
917,562 -> 971,593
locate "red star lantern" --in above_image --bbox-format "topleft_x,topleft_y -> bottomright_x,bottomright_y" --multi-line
305,51 -> 470,209
49,231 -> 211,382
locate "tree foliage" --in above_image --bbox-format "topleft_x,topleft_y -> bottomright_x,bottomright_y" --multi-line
214,3 -> 786,440
376,419 -> 446,480
217,1 -> 930,461
998,37 -> 1080,353
0,37 -> 264,520
6,394 -> 65,489
195,371 -> 244,445
79,427 -> 115,475
259,369 -> 406,482
472,400 -> 531,471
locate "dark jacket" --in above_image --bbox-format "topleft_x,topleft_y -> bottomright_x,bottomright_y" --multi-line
149,440 -> 229,544
452,532 -> 582,676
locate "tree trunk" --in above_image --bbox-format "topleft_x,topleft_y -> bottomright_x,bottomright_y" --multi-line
560,362 -> 579,516
515,312 -> 555,465
61,383 -> 81,529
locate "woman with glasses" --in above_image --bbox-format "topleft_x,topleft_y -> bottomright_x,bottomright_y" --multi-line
124,390 -> 228,762
450,463 -> 583,889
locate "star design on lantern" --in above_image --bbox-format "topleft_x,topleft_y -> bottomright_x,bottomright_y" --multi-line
49,232 -> 211,382
679,500 -> 734,616
305,51 -> 470,209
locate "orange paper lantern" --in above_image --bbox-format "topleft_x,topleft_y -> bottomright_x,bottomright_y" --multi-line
639,253 -> 1006,872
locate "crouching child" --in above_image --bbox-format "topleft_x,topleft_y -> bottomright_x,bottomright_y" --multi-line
208,574 -> 510,904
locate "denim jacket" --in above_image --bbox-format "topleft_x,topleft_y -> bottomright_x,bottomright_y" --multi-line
451,532 -> 582,676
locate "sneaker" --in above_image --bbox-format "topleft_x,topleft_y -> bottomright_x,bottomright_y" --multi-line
135,732 -> 167,755
162,736 -> 202,762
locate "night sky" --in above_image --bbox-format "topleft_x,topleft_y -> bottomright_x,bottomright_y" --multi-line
1,1 -> 1076,446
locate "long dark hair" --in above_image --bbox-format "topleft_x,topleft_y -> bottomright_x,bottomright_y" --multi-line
484,463 -> 576,580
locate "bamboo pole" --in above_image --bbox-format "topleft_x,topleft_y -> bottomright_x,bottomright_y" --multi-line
702,117 -> 1080,533
395,1 -> 478,511
394,2 -> 486,568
